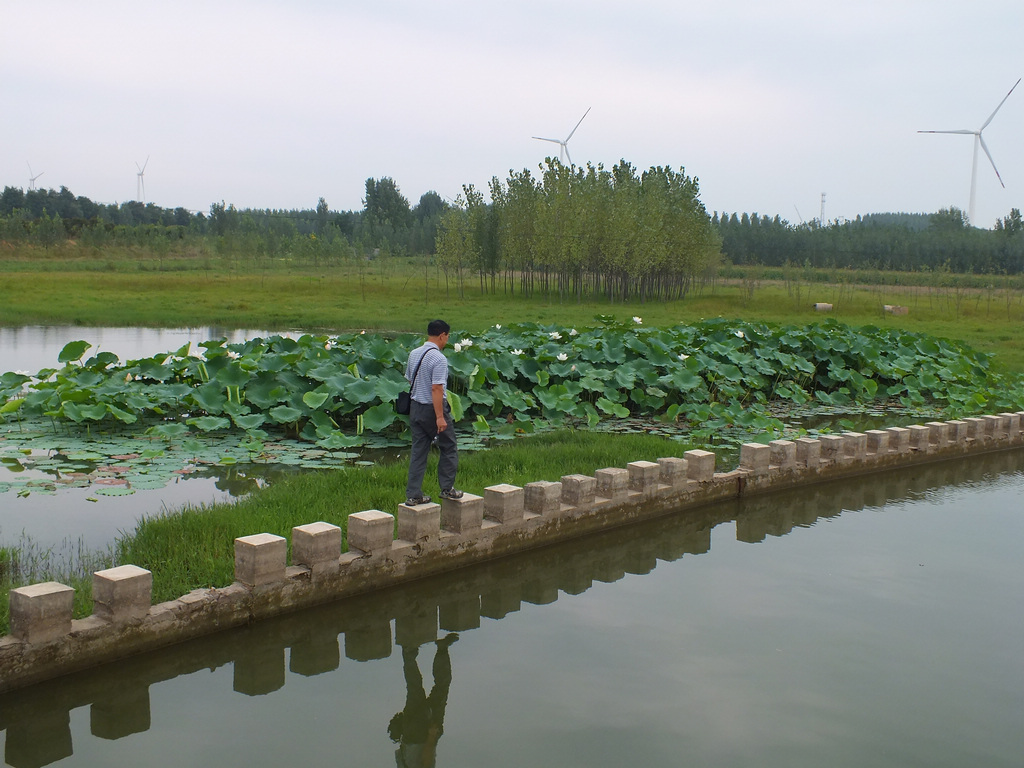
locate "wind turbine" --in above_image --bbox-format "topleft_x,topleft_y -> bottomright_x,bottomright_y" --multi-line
136,156 -> 149,202
918,78 -> 1021,225
532,107 -> 591,166
27,163 -> 44,191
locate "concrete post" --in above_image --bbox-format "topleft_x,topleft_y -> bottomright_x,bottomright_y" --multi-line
886,426 -> 911,453
865,430 -> 889,456
484,484 -> 525,524
946,420 -> 968,444
794,437 -> 820,468
596,467 -> 629,499
93,565 -> 152,624
9,581 -> 74,644
397,502 -> 441,543
769,440 -> 796,470
524,480 -> 562,515
907,425 -> 930,451
1000,412 -> 1021,438
561,474 -> 596,506
346,511 -> 394,555
818,435 -> 844,463
441,493 -> 483,534
292,522 -> 342,580
925,421 -> 951,447
739,443 -> 770,474
962,417 -> 985,440
981,414 -> 1002,438
684,449 -> 715,482
842,432 -> 867,461
657,457 -> 687,488
628,460 -> 661,496
234,533 -> 287,587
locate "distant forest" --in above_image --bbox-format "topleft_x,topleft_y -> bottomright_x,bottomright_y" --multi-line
2,179 -> 1023,276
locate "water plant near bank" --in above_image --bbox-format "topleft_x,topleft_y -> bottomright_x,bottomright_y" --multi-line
3,318 -> 1022,460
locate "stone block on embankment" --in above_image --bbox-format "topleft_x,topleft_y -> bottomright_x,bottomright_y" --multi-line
561,474 -> 596,507
596,467 -> 630,499
9,581 -> 74,644
925,421 -> 951,447
628,460 -> 661,497
292,522 -> 342,580
865,430 -> 889,456
657,456 -> 687,488
484,484 -> 525,524
886,426 -> 910,453
685,449 -> 715,482
946,420 -> 968,444
93,564 -> 152,624
794,437 -> 820,468
234,533 -> 287,587
907,425 -> 931,452
346,511 -> 394,555
441,492 -> 483,534
818,435 -> 844,463
769,440 -> 796,470
739,443 -> 770,474
842,432 -> 867,461
397,502 -> 441,543
524,480 -> 562,515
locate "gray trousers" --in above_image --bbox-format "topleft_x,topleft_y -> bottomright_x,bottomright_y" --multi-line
406,399 -> 458,499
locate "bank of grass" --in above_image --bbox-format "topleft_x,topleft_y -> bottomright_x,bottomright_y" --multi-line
0,429 -> 693,634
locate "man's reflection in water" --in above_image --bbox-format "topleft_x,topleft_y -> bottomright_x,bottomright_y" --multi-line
388,633 -> 459,768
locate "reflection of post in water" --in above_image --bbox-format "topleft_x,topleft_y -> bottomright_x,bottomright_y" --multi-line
388,633 -> 459,768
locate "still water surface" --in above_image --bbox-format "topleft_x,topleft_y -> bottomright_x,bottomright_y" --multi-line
2,451 -> 1022,767
0,327 -> 304,549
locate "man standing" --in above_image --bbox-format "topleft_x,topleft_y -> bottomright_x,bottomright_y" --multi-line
405,319 -> 462,505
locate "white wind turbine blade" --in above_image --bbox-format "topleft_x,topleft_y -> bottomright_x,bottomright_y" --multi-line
978,134 -> 1005,187
532,136 -> 562,144
564,107 -> 591,142
980,77 -> 1021,131
917,128 -> 974,135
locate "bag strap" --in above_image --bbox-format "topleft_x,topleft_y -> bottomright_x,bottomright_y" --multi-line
408,348 -> 440,388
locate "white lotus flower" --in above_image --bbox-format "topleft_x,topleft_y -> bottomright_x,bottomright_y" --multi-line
679,353 -> 689,361
734,330 -> 745,338
14,370 -> 30,376
633,316 -> 642,324
549,331 -> 562,340
569,328 -> 578,336
462,338 -> 473,348
570,364 -> 577,372
495,324 -> 502,330
557,353 -> 568,361
453,342 -> 464,353
512,349 -> 523,355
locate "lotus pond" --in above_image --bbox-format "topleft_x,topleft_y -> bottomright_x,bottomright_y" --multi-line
3,318 -> 1021,551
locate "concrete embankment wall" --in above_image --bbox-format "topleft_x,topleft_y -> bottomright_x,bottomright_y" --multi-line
2,412 -> 1022,692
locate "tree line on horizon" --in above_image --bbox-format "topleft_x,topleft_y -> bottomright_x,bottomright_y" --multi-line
2,175 -> 1023,278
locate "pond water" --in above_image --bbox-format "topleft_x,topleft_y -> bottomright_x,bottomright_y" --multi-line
0,327 -> 311,549
2,450 -> 1022,768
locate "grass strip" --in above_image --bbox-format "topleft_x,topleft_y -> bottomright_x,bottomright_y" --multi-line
1,429 -> 693,633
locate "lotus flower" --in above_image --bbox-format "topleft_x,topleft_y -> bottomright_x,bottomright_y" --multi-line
557,353 -> 568,361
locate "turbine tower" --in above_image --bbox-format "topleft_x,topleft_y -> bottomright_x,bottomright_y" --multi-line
27,163 -> 44,191
136,156 -> 149,202
918,77 -> 1021,226
532,107 -> 591,166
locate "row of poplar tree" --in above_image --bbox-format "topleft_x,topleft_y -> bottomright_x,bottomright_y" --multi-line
435,159 -> 722,302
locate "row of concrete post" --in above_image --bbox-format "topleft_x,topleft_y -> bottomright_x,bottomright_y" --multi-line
4,411 -> 1023,691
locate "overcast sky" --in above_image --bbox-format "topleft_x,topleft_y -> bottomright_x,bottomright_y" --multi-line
3,1 -> 1022,228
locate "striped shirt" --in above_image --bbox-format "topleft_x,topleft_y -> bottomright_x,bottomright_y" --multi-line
405,342 -> 448,405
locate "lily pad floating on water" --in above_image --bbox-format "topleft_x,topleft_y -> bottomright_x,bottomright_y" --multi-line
96,486 -> 136,496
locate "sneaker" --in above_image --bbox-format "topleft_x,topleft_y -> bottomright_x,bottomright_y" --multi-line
405,495 -> 431,506
440,488 -> 464,500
